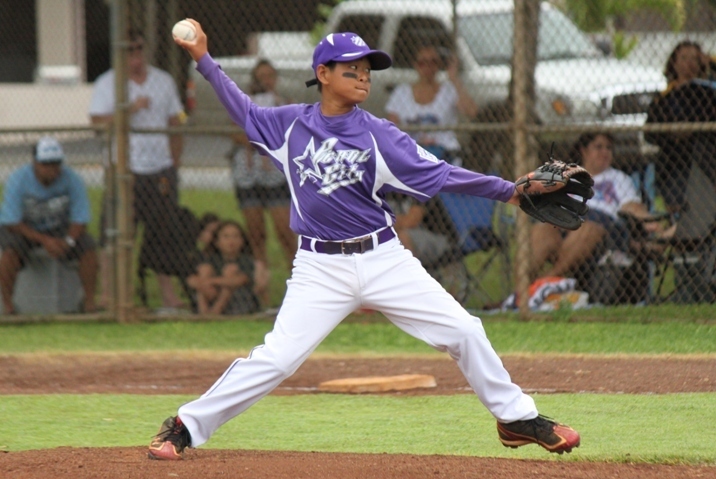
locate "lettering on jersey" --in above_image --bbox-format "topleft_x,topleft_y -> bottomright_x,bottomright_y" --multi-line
293,137 -> 371,195
416,144 -> 439,163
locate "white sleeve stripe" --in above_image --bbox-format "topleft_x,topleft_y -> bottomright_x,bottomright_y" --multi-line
250,119 -> 304,220
370,132 -> 429,199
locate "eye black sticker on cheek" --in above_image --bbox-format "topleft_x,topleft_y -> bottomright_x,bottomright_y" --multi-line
342,72 -> 359,79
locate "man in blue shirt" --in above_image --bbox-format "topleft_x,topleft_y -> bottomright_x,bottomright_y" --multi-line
0,137 -> 98,314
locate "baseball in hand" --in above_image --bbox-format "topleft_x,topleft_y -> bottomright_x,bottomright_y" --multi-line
172,20 -> 196,42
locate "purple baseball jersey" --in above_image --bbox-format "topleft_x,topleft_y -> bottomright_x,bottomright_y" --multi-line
197,54 -> 515,240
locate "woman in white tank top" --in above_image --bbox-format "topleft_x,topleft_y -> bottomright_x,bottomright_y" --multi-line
385,44 -> 478,165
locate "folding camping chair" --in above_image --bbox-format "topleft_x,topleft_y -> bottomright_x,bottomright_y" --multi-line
590,158 -> 716,304
425,192 -> 513,308
575,160 -> 661,305
648,162 -> 716,303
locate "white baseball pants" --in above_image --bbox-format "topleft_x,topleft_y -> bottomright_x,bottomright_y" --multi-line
179,236 -> 537,447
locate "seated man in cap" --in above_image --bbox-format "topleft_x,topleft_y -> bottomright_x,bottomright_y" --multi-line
0,136 -> 98,314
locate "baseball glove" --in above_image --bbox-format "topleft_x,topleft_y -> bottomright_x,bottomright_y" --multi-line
515,155 -> 594,231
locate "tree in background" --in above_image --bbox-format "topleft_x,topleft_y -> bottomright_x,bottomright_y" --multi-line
561,0 -> 688,58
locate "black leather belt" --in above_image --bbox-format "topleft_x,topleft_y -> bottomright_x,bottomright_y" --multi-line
300,228 -> 396,255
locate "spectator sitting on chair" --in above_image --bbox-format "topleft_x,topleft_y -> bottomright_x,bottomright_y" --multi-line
0,137 -> 98,314
186,220 -> 260,315
646,40 -> 716,213
528,132 -> 663,281
385,43 -> 478,166
385,192 -> 450,267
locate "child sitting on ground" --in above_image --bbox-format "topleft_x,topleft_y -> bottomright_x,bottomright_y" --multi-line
186,220 -> 260,315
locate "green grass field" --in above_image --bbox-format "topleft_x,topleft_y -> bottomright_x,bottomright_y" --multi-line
2,393 -> 714,463
1,319 -> 715,464
0,319 -> 715,354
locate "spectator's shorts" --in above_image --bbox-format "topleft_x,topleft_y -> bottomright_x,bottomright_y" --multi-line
0,226 -> 96,267
234,183 -> 291,210
133,166 -> 179,225
99,166 -> 178,247
583,210 -> 630,252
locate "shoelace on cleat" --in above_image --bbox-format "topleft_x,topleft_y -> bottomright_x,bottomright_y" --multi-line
154,419 -> 190,449
527,415 -> 560,439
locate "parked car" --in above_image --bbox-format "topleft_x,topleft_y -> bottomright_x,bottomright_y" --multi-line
187,0 -> 666,170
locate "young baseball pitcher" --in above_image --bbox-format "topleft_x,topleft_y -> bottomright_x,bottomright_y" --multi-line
149,19 -> 581,460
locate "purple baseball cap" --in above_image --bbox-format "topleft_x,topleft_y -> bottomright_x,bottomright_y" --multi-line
305,32 -> 392,87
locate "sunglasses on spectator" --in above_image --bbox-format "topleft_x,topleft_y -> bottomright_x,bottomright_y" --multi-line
416,57 -> 441,66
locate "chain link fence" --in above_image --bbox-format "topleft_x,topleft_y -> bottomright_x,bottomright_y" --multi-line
1,0 -> 716,321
